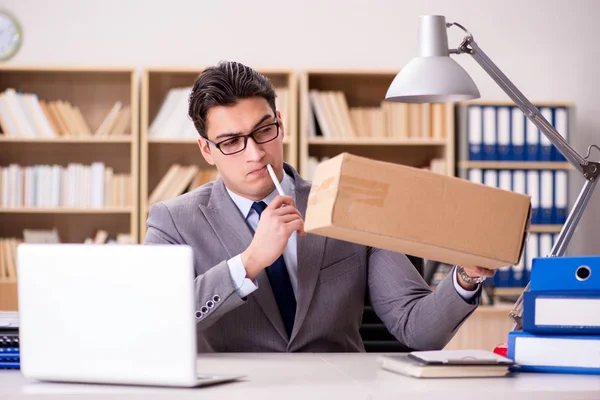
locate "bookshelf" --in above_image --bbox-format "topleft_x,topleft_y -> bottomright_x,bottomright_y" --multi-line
0,66 -> 139,310
455,99 -> 576,292
299,69 -> 455,180
139,67 -> 298,242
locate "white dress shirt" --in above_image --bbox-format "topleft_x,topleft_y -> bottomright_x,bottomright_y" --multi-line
226,172 -> 298,298
225,172 -> 478,301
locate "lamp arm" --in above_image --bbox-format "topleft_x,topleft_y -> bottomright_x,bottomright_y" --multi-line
462,38 -> 589,172
451,33 -> 600,330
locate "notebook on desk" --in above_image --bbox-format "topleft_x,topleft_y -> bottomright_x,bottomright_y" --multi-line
16,244 -> 244,387
377,350 -> 514,378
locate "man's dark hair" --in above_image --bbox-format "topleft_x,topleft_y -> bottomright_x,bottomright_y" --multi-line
188,61 -> 277,139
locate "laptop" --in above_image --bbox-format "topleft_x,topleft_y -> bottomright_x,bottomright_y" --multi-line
16,243 -> 244,387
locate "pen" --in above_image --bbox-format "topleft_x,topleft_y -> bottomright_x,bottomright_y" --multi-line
267,164 -> 285,196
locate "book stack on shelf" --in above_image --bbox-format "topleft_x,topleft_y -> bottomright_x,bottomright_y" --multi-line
0,66 -> 139,310
147,164 -> 220,207
139,68 -> 297,241
0,162 -> 132,209
308,90 -> 446,141
456,100 -> 574,296
0,88 -> 130,138
300,70 -> 453,181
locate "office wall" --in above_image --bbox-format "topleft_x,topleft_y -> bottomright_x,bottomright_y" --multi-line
2,0 -> 599,256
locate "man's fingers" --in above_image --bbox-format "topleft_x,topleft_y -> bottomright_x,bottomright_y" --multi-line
272,205 -> 302,219
279,214 -> 303,223
287,219 -> 306,236
268,195 -> 295,209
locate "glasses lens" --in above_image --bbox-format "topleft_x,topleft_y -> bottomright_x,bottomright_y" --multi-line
253,123 -> 278,143
219,137 -> 246,155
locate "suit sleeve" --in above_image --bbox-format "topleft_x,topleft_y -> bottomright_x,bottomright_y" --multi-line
144,202 -> 247,331
367,247 -> 480,351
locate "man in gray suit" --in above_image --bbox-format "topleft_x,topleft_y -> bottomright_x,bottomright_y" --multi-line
144,61 -> 495,352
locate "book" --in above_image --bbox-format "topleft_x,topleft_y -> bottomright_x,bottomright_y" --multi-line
377,350 -> 513,378
508,331 -> 600,374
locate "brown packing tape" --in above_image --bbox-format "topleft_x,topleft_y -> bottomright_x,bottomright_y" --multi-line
338,175 -> 389,208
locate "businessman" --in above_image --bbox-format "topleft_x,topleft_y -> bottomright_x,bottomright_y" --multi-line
144,61 -> 495,352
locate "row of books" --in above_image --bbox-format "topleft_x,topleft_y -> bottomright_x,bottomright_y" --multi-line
0,229 -> 134,283
308,90 -> 448,140
1,163 -> 132,209
0,88 -> 130,138
148,165 -> 219,206
305,156 -> 447,182
508,255 -> 600,374
148,87 -> 289,139
467,168 -> 568,225
463,104 -> 569,162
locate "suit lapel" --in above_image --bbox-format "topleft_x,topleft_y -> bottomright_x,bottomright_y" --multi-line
199,179 -> 288,341
288,168 -> 327,344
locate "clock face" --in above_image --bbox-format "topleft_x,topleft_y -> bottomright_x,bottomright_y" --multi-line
0,11 -> 21,61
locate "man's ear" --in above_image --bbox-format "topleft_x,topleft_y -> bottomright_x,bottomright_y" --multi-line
198,138 -> 215,166
276,110 -> 285,141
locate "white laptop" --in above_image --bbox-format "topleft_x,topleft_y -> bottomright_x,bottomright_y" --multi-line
16,243 -> 244,387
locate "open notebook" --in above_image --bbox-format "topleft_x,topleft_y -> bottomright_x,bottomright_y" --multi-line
377,350 -> 514,379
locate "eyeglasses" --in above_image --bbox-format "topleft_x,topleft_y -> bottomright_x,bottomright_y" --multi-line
205,119 -> 280,155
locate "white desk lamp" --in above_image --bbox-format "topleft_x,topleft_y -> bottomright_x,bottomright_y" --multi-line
386,15 -> 600,330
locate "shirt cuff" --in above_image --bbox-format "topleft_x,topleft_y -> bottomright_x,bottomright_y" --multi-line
227,254 -> 258,298
452,266 -> 480,301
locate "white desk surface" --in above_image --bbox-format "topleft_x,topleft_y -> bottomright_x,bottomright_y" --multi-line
1,353 -> 599,399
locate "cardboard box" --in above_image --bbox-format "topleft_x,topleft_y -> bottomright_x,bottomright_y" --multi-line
305,153 -> 531,270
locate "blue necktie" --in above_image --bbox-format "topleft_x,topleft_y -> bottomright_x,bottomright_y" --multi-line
251,201 -> 296,337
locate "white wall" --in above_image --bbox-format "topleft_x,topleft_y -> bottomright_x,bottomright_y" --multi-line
1,0 -> 599,256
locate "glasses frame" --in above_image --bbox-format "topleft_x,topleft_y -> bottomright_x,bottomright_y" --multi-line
204,118 -> 280,156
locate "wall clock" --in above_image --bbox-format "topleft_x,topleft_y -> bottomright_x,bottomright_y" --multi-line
0,10 -> 22,62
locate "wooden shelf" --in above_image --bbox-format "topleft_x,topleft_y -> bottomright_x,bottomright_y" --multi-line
299,69 -> 455,179
148,137 -> 291,145
139,67 -> 298,242
457,99 -> 576,108
0,66 -> 140,244
308,138 -> 446,146
0,136 -> 132,143
494,287 -> 525,297
0,207 -> 133,214
148,137 -> 199,144
530,224 -> 564,233
459,161 -> 573,170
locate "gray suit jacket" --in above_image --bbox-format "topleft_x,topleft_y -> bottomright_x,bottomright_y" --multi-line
144,163 -> 479,352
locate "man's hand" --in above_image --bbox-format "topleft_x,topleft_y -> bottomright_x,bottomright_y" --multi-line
241,195 -> 306,280
456,265 -> 496,291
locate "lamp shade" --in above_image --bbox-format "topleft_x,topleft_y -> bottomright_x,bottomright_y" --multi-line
385,15 -> 480,103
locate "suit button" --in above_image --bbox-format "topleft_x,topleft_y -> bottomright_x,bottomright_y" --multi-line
213,295 -> 221,303
207,300 -> 214,308
201,306 -> 208,313
195,311 -> 203,319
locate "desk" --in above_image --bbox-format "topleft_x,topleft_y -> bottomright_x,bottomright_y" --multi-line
1,353 -> 599,399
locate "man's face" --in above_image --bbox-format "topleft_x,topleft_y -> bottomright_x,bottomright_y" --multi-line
198,97 -> 285,201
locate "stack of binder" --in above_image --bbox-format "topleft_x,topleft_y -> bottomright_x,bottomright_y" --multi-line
466,105 -> 569,162
458,102 -> 573,289
508,255 -> 600,374
0,311 -> 19,370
